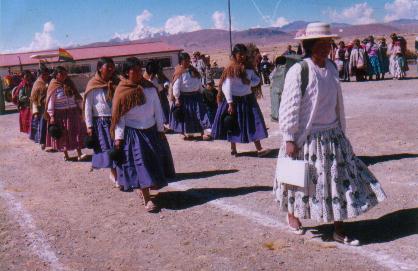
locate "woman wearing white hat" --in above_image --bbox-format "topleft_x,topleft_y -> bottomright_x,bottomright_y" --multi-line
274,22 -> 386,245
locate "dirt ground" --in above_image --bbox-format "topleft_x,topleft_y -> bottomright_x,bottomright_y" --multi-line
1,68 -> 418,271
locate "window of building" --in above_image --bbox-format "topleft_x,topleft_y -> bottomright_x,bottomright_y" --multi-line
142,57 -> 172,69
65,64 -> 92,74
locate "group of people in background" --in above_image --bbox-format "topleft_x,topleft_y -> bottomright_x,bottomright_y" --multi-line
12,42 -> 273,212
334,33 -> 408,81
261,32 -> 410,84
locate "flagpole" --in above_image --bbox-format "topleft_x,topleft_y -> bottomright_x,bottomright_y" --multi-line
228,0 -> 232,56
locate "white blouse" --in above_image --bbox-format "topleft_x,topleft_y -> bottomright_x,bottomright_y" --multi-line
221,69 -> 260,103
114,87 -> 164,140
84,88 -> 112,128
172,71 -> 202,99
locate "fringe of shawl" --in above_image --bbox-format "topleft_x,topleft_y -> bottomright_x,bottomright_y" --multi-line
110,78 -> 146,139
82,72 -> 119,119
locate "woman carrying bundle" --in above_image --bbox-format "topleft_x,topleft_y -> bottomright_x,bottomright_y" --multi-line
29,66 -> 50,149
111,57 -> 175,212
45,66 -> 87,161
169,52 -> 211,141
211,43 -> 270,157
84,57 -> 118,184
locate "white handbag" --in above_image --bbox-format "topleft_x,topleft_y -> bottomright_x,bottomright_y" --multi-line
276,158 -> 309,187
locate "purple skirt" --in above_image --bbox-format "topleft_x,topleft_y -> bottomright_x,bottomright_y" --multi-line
159,90 -> 170,124
169,92 -> 211,134
92,117 -> 113,169
115,126 -> 171,190
211,93 -> 268,143
29,114 -> 47,144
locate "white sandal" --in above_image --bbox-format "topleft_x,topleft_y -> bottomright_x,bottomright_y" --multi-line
77,154 -> 88,161
332,232 -> 360,246
109,174 -> 120,188
286,215 -> 305,235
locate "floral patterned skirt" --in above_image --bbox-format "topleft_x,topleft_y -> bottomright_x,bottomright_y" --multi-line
273,127 -> 386,222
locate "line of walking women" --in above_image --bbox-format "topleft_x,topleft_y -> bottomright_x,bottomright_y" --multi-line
19,48 -> 272,212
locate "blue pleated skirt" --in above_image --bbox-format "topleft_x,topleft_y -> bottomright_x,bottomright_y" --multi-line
115,126 -> 171,190
92,117 -> 113,169
159,90 -> 170,125
211,93 -> 268,143
29,114 -> 47,144
169,92 -> 211,134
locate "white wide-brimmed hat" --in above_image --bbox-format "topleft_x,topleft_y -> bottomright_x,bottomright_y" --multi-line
295,22 -> 339,40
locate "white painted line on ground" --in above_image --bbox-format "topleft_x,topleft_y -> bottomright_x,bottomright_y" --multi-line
170,182 -> 418,271
0,181 -> 68,271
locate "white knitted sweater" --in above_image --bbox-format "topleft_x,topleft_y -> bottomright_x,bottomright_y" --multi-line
278,58 -> 346,147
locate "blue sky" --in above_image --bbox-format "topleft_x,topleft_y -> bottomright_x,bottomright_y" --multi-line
1,0 -> 417,52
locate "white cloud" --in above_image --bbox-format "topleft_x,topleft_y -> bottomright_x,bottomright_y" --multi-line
271,17 -> 289,27
212,11 -> 227,30
326,2 -> 377,25
1,21 -> 60,53
27,21 -> 59,51
113,11 -> 202,40
113,10 -> 161,40
384,0 -> 418,22
164,15 -> 201,34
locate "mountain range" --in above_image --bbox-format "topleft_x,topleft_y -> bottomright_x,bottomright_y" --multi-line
80,19 -> 418,52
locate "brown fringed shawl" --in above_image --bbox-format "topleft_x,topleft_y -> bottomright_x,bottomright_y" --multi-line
168,65 -> 200,101
44,78 -> 82,120
216,60 -> 250,103
82,72 -> 119,117
30,77 -> 48,113
246,43 -> 263,99
110,78 -> 147,139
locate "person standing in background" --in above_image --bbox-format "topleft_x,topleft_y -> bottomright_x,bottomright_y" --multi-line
17,71 -> 33,133
378,38 -> 389,80
366,36 -> 382,80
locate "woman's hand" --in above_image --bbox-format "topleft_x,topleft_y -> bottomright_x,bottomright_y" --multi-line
285,141 -> 299,158
175,99 -> 181,107
114,139 -> 122,150
87,127 -> 93,136
50,116 -> 55,125
159,132 -> 166,140
227,103 -> 235,115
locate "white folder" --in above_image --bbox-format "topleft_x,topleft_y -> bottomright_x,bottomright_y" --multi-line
276,158 -> 308,187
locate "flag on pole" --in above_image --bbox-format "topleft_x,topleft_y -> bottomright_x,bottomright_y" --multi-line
58,48 -> 74,62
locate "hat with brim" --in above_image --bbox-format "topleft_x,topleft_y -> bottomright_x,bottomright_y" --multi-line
295,22 -> 339,40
